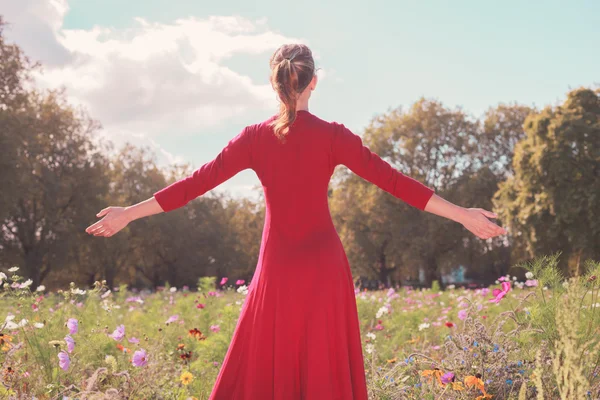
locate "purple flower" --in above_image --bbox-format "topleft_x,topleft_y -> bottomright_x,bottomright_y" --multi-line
132,349 -> 148,367
458,309 -> 468,321
210,324 -> 220,333
58,351 -> 70,371
165,315 -> 179,324
65,335 -> 75,353
109,324 -> 125,341
66,318 -> 78,335
128,337 -> 140,344
441,371 -> 454,384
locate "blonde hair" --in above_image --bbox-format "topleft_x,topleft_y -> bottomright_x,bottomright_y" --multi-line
269,44 -> 315,140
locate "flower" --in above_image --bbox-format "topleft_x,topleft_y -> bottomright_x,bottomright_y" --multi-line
525,272 -> 534,279
177,343 -> 185,351
132,349 -> 148,367
19,279 -> 33,289
525,279 -> 538,287
66,318 -> 78,335
180,371 -> 194,385
475,395 -> 493,400
376,306 -> 389,319
196,303 -> 205,309
1,333 -> 13,351
441,371 -> 455,384
465,375 -> 485,391
210,324 -> 220,333
458,309 -> 468,320
65,335 -> 75,353
451,381 -> 465,391
237,285 -> 248,295
421,369 -> 443,385
490,281 -> 511,303
418,323 -> 430,331
128,337 -> 140,344
365,343 -> 375,354
189,328 -> 206,340
165,315 -> 179,324
169,287 -> 177,293
0,272 -> 6,283
109,324 -> 125,341
180,351 -> 193,361
445,321 -> 454,328
116,344 -> 131,353
236,279 -> 245,285
8,267 -> 19,272
33,322 -> 44,329
58,351 -> 70,371
220,277 -> 228,285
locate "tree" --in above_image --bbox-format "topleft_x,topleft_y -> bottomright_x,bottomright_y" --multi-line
494,88 -> 600,276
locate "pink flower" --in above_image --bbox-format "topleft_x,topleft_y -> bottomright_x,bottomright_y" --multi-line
165,315 -> 179,324
213,361 -> 219,367
374,323 -> 384,330
220,277 -> 228,286
210,325 -> 220,333
490,281 -> 511,303
525,279 -> 538,287
480,288 -> 490,296
58,351 -> 70,371
109,324 -> 125,341
208,291 -> 217,297
458,309 -> 468,321
128,337 -> 140,344
132,349 -> 148,367
196,303 -> 205,309
65,335 -> 75,353
236,279 -> 245,285
66,318 -> 78,335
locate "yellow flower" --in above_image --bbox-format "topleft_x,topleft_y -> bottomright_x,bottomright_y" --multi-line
386,357 -> 397,364
420,368 -> 444,385
476,395 -> 493,400
451,381 -> 465,391
180,371 -> 194,385
1,334 -> 13,352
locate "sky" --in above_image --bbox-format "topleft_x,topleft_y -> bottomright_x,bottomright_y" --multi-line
1,0 -> 598,199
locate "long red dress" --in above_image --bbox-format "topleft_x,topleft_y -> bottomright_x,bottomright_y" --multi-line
153,110 -> 435,399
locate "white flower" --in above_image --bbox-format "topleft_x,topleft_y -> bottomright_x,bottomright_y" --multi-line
71,288 -> 86,295
495,280 -> 500,285
512,276 -> 518,281
439,301 -> 445,306
375,306 -> 389,319
543,286 -> 548,291
36,285 -> 46,292
0,272 -> 7,283
418,323 -> 430,331
20,279 -> 33,288
169,287 -> 177,293
447,284 -> 455,290
34,322 -> 44,329
562,281 -> 569,288
525,272 -> 534,279
101,290 -> 111,299
365,343 -> 375,354
366,332 -> 376,340
237,285 -> 248,295
8,267 -> 19,272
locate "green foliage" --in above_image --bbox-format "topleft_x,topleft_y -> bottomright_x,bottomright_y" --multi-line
430,280 -> 440,292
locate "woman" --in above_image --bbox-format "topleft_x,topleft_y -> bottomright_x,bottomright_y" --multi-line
85,44 -> 506,399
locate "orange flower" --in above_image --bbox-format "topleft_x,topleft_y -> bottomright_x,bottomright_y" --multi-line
177,343 -> 185,351
421,368 -> 444,385
451,381 -> 465,391
386,357 -> 397,364
189,328 -> 206,340
464,375 -> 485,391
406,337 -> 420,344
116,344 -> 131,353
476,395 -> 493,400
0,334 -> 13,352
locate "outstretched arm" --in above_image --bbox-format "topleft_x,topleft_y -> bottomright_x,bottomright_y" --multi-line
85,198 -> 163,237
331,123 -> 507,240
86,126 -> 253,238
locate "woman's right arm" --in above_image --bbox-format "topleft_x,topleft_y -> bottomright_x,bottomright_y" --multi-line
85,197 -> 164,238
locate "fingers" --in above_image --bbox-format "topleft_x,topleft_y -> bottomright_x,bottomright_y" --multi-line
480,209 -> 498,219
96,207 -> 113,218
85,221 -> 104,234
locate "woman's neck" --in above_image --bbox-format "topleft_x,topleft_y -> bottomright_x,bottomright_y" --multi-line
296,99 -> 309,112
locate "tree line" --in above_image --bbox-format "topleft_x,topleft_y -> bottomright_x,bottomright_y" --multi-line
1,17 -> 598,290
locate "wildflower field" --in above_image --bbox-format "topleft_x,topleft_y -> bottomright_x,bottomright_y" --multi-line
2,254 -> 600,399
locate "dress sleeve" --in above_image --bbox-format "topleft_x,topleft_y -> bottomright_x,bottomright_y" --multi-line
153,126 -> 254,212
331,122 -> 434,210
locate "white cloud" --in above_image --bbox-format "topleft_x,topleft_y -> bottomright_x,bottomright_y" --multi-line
0,0 -> 305,166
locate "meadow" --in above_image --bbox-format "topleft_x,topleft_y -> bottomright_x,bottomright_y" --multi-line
1,254 -> 600,399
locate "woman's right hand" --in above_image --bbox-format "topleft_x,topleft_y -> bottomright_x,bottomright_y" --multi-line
85,206 -> 131,238
460,208 -> 508,239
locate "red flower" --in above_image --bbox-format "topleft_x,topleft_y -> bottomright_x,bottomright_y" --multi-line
196,303 -> 205,309
445,322 -> 454,328
189,328 -> 206,340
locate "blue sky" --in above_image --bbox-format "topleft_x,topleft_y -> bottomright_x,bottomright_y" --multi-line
3,0 -> 599,198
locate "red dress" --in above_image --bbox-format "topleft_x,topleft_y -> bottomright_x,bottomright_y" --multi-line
153,110 -> 434,399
